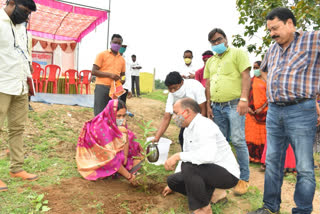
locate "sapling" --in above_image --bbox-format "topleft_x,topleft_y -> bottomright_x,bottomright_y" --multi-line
134,120 -> 162,192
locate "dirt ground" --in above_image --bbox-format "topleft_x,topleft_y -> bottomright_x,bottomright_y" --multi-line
7,97 -> 320,213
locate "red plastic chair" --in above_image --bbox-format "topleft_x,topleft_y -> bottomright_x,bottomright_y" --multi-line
32,62 -> 45,92
64,69 -> 78,94
78,70 -> 92,94
44,64 -> 61,93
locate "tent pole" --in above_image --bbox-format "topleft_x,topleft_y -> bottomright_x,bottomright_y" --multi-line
106,0 -> 111,49
76,43 -> 79,71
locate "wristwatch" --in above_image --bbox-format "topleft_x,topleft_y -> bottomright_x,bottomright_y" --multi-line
240,98 -> 248,102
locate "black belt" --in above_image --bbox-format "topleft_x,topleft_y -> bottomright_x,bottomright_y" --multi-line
212,98 -> 239,107
272,98 -> 311,107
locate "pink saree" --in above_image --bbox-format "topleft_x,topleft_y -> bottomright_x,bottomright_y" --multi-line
76,99 -> 142,180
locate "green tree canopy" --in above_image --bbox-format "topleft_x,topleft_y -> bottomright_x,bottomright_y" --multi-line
233,0 -> 320,56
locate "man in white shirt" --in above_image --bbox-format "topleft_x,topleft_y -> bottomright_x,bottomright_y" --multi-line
180,50 -> 197,79
152,72 -> 206,149
163,98 -> 240,214
0,0 -> 38,192
130,54 -> 142,97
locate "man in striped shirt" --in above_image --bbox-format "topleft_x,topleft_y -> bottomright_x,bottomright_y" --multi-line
249,7 -> 319,214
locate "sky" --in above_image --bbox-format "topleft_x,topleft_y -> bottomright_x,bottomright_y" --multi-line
74,0 -> 263,80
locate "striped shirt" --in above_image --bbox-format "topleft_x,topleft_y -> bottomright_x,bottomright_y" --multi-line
260,31 -> 320,102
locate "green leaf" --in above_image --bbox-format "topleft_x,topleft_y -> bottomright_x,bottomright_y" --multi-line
41,206 -> 51,212
37,194 -> 45,202
35,203 -> 42,211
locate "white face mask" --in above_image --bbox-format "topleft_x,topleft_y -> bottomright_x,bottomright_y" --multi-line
116,118 -> 125,126
172,83 -> 186,98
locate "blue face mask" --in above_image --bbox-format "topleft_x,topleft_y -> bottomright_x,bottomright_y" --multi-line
254,69 -> 261,77
211,43 -> 227,54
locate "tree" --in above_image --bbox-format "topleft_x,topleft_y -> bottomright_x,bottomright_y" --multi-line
232,0 -> 320,56
154,79 -> 166,89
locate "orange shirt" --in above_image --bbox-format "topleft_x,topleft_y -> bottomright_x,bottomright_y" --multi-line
94,49 -> 125,86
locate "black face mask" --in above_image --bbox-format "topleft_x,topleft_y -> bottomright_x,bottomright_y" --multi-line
10,5 -> 29,25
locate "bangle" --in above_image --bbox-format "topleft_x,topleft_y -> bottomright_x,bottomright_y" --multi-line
240,98 -> 248,102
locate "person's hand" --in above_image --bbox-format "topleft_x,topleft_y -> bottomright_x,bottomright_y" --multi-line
151,136 -> 160,143
248,107 -> 255,115
162,185 -> 173,197
237,100 -> 248,116
127,91 -> 132,99
255,107 -> 263,115
207,104 -> 214,120
188,73 -> 195,79
127,173 -> 139,186
164,153 -> 180,171
181,75 -> 187,79
110,73 -> 120,81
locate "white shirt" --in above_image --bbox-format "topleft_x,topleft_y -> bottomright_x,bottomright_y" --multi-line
130,61 -> 141,76
180,114 -> 240,179
122,55 -> 131,91
0,9 -> 30,95
165,79 -> 206,114
179,63 -> 196,77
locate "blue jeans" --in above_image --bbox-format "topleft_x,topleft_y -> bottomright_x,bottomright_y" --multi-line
263,99 -> 316,214
212,102 -> 250,181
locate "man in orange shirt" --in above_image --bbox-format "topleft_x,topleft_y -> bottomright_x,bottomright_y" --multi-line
92,34 -> 126,116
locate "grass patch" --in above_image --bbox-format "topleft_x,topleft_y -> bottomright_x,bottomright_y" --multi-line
0,106 -> 83,213
141,90 -> 168,103
240,186 -> 263,212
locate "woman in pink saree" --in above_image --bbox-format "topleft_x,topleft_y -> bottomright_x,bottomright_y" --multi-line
76,99 -> 142,185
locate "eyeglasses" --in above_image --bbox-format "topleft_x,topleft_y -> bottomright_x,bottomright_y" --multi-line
210,37 -> 224,45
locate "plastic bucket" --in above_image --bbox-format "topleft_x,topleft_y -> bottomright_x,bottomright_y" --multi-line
146,137 -> 172,165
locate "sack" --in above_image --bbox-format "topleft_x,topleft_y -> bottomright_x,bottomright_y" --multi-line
27,77 -> 36,96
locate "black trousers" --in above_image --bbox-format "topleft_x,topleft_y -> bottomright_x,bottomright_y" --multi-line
94,84 -> 111,116
131,76 -> 140,96
179,128 -> 185,150
119,89 -> 129,104
167,162 -> 239,211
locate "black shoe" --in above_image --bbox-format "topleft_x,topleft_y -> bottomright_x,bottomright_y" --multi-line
28,104 -> 34,111
247,207 -> 279,214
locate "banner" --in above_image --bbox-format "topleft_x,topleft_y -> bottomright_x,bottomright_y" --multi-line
32,51 -> 53,68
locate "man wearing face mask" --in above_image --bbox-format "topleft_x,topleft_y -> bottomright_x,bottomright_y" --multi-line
203,28 -> 251,195
0,0 -> 37,192
180,50 -> 196,79
152,72 -> 206,149
163,98 -> 240,214
92,34 -> 126,116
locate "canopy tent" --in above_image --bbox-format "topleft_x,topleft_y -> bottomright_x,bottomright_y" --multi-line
1,0 -> 108,42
